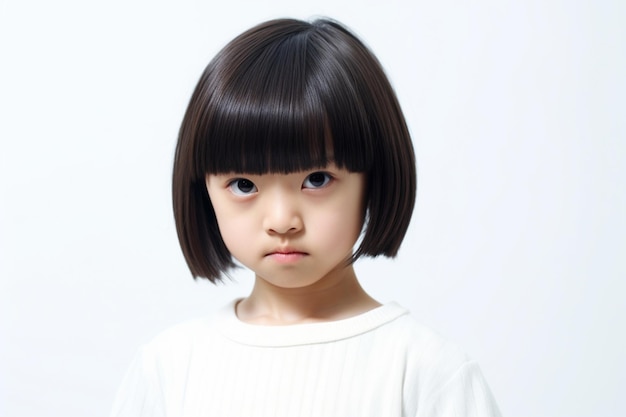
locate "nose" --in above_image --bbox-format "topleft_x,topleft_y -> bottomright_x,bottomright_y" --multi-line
263,191 -> 303,235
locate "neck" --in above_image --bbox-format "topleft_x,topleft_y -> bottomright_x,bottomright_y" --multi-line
236,265 -> 380,325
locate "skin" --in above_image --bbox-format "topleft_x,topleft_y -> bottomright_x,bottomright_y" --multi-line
205,164 -> 380,325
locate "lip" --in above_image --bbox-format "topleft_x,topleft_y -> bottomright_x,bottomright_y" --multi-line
265,248 -> 308,263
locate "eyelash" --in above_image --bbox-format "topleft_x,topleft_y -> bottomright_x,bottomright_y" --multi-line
228,178 -> 257,196
227,172 -> 333,196
302,172 -> 332,189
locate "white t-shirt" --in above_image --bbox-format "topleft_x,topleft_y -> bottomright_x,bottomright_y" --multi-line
111,300 -> 501,417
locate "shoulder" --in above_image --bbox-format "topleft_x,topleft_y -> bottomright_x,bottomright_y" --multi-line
109,306 -> 234,417
146,299 -> 236,348
130,317 -> 213,378
381,308 -> 501,416
139,301 -> 236,364
146,317 -> 213,348
126,306 -> 234,393
355,303 -> 473,390
376,305 -> 470,366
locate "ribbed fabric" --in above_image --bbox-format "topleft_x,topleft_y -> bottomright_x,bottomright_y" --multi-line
111,300 -> 501,417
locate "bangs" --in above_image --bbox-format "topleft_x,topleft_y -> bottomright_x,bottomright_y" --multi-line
200,64 -> 333,174
191,21 -> 375,177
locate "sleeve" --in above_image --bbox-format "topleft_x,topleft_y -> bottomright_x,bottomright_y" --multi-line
109,347 -> 166,417
416,361 -> 502,417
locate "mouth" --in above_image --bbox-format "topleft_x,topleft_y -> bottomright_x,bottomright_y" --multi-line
265,248 -> 308,263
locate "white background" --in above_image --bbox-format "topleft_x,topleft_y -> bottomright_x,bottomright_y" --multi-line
1,1 -> 624,416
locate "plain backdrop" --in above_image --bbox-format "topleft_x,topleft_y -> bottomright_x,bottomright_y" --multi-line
1,1 -> 624,416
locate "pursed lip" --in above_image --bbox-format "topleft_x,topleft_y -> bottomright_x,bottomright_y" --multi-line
265,247 -> 308,257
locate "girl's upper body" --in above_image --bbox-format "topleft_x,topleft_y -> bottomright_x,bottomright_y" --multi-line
111,17 -> 502,416
111,300 -> 501,417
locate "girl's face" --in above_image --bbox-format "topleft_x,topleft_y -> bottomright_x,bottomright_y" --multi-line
205,164 -> 365,290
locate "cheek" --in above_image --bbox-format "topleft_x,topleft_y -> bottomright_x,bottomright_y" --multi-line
208,197 -> 250,253
213,211 -> 250,251
312,198 -> 364,245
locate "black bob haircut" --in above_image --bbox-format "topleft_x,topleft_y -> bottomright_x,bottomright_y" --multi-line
173,18 -> 416,282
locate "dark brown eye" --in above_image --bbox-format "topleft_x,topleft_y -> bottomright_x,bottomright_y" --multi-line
228,178 -> 257,195
303,172 -> 331,189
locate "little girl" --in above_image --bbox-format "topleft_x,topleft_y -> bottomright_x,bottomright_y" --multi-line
111,18 -> 501,417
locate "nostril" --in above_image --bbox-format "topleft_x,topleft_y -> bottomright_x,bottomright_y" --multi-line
268,225 -> 301,235
266,215 -> 304,235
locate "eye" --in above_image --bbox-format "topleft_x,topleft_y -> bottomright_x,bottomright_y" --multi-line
303,172 -> 332,189
228,178 -> 257,196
